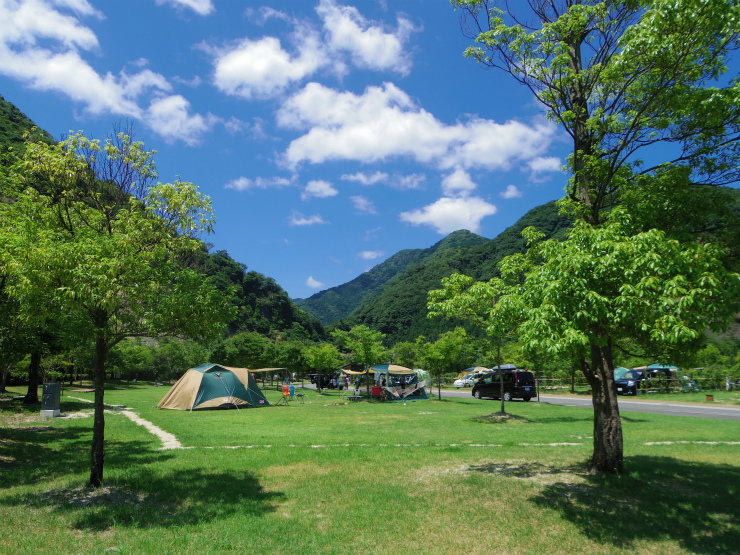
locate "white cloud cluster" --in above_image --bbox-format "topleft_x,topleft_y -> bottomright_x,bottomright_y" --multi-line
316,0 -> 414,74
341,171 -> 388,185
302,179 -> 338,200
278,83 -> 558,172
350,195 -> 377,214
0,0 -> 215,143
211,0 -> 415,100
225,175 -> 294,191
399,168 -> 496,234
400,196 -> 497,235
155,0 -> 214,16
306,276 -> 325,289
359,250 -> 384,260
501,185 -> 522,199
213,34 -> 328,100
289,211 -> 328,226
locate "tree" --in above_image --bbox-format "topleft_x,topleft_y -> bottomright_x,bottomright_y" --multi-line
514,214 -> 739,471
304,344 -> 344,391
416,328 -> 473,400
332,325 -> 387,394
392,341 -> 419,369
2,130 -> 235,487
428,274 -> 522,411
453,0 -> 740,472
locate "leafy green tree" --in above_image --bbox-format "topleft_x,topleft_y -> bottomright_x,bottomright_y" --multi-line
1,131 -> 234,487
428,274 -> 522,412
453,0 -> 740,472
391,341 -> 418,369
304,344 -> 344,391
416,328 -> 473,400
210,332 -> 271,369
332,325 -> 387,394
515,215 -> 740,470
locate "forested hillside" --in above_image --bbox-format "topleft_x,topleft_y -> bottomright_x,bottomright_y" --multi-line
329,201 -> 572,344
0,94 -> 54,154
193,248 -> 325,341
295,229 -> 488,324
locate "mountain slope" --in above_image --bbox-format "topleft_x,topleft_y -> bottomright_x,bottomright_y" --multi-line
331,201 -> 572,344
295,229 -> 489,325
0,93 -> 55,154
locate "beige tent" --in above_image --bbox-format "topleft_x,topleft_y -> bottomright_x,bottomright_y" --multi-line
157,363 -> 269,410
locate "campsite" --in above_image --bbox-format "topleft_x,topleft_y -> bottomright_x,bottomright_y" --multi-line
2,380 -> 739,555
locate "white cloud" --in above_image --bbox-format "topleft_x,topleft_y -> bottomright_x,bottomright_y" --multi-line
359,250 -> 384,260
155,0 -> 214,16
350,195 -> 377,214
341,170 -> 388,185
278,83 -> 557,172
306,276 -> 325,289
301,179 -> 338,200
0,1 -> 214,145
316,0 -> 415,74
400,196 -> 497,235
212,33 -> 327,100
146,95 -> 217,145
501,185 -> 522,199
224,176 -> 294,191
528,156 -> 561,174
442,168 -> 477,196
390,173 -> 425,190
289,211 -> 328,226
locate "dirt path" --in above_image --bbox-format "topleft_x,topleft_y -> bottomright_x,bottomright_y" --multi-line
66,396 -> 183,450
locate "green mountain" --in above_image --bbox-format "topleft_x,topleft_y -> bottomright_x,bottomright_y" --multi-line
295,229 -> 489,325
0,94 -> 54,155
328,201 -> 572,344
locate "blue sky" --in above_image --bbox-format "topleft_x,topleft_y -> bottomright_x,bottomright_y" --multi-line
0,0 -> 571,299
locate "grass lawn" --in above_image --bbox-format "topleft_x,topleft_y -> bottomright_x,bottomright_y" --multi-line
1,384 -> 738,555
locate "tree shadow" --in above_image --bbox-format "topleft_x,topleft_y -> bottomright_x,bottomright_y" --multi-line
528,456 -> 740,555
6,466 -> 283,531
0,420 -> 173,488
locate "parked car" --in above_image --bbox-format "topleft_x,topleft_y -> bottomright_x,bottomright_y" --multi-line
453,373 -> 478,388
471,370 -> 536,401
308,373 -> 335,388
615,369 -> 646,395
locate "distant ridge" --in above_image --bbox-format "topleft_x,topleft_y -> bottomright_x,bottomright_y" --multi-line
295,229 -> 489,325
329,201 -> 572,344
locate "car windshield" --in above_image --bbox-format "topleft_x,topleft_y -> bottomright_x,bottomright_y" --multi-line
622,370 -> 642,380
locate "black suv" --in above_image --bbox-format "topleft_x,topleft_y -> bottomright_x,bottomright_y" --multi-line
471,370 -> 536,402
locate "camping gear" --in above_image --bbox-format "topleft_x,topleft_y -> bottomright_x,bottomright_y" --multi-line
370,364 -> 429,401
157,363 -> 269,410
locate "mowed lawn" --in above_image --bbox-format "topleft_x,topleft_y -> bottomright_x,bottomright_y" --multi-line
1,384 -> 738,555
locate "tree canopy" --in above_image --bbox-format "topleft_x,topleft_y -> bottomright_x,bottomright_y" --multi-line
1,130 -> 235,486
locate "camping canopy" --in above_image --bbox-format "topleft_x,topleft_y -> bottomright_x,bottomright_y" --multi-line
157,363 -> 269,410
370,364 -> 429,401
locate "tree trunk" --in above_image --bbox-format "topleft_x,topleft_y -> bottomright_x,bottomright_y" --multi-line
583,337 -> 624,474
24,351 -> 42,404
0,362 -> 11,393
497,340 -> 505,414
89,333 -> 108,488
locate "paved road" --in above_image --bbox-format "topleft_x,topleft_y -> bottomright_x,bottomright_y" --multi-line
438,387 -> 740,421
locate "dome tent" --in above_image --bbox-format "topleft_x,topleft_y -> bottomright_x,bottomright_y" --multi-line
157,363 -> 269,410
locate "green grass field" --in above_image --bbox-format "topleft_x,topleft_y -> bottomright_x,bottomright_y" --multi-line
1,384 -> 738,555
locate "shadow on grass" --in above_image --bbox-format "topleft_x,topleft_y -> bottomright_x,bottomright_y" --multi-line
529,456 -> 740,555
6,465 -> 283,531
1,421 -> 283,530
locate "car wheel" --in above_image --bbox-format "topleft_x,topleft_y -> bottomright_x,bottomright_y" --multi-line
503,391 -> 512,402
474,390 -> 482,399
523,396 -> 531,402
